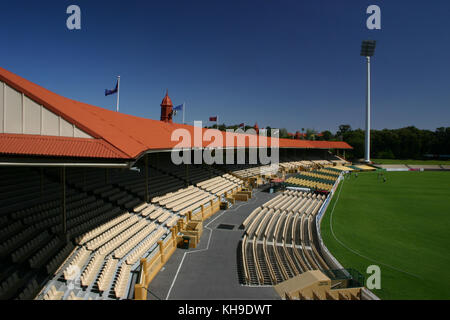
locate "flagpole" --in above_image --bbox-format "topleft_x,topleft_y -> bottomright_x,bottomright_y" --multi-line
116,76 -> 120,112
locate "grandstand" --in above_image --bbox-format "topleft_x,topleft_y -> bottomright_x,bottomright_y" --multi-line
240,190 -> 328,286
0,66 -> 358,300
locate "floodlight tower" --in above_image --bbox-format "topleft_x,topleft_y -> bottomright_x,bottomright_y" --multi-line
360,40 -> 376,163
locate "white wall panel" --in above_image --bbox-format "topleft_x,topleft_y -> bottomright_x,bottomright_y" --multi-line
24,96 -> 41,134
4,84 -> 22,133
41,107 -> 59,136
60,117 -> 74,137
0,82 -> 93,139
0,81 -> 4,133
74,127 -> 92,138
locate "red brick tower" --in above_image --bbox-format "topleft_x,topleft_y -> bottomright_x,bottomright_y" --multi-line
160,90 -> 173,123
254,122 -> 259,134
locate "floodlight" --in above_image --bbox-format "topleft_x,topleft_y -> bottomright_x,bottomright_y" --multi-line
360,40 -> 376,57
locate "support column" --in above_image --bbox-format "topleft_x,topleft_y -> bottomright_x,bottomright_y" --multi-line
40,167 -> 44,200
61,167 -> 67,237
145,154 -> 149,203
365,56 -> 371,163
83,167 -> 86,189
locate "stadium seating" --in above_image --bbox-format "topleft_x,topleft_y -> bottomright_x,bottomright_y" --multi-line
0,151 -> 350,300
240,190 -> 328,286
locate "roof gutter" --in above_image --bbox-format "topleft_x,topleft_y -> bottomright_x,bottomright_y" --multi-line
0,161 -> 133,168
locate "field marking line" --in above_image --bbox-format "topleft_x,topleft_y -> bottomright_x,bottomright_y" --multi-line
165,190 -> 264,300
329,176 -> 423,280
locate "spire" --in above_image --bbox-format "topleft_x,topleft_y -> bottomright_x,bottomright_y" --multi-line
160,90 -> 173,123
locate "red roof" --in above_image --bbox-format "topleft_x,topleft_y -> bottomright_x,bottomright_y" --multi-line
0,134 -> 128,159
0,67 -> 352,161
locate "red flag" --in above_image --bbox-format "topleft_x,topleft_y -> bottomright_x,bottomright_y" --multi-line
209,116 -> 217,121
239,123 -> 245,127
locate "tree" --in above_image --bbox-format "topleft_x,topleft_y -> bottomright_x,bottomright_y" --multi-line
337,124 -> 352,140
320,130 -> 333,141
305,128 -> 317,140
279,128 -> 289,139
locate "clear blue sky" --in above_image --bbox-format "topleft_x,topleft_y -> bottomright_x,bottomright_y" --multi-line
1,0 -> 449,133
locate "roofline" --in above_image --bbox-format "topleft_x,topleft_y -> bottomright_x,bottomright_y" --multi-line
0,156 -> 133,168
0,67 -> 353,157
0,162 -> 131,168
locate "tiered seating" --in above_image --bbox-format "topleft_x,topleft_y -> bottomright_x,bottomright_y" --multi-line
109,167 -> 185,203
63,247 -> 91,281
1,163 -> 214,300
85,215 -> 140,251
155,162 -> 221,185
126,228 -> 166,265
96,219 -> 149,256
113,223 -> 157,259
240,190 -> 329,286
153,186 -> 215,216
196,175 -> 243,197
66,168 -> 144,210
80,252 -> 105,287
10,231 -> 51,263
29,237 -> 63,269
97,257 -> 119,292
285,169 -> 342,191
43,285 -> 64,300
46,243 -> 75,275
76,213 -> 131,245
67,291 -> 84,300
0,272 -> 23,300
113,263 -> 131,299
16,278 -> 40,300
0,167 -> 62,215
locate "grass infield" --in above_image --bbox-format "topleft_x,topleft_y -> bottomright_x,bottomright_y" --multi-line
320,171 -> 450,299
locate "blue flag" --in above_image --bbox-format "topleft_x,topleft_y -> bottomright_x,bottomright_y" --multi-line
105,81 -> 118,96
173,104 -> 183,116
173,104 -> 183,111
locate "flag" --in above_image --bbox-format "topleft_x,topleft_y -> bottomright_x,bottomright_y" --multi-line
173,104 -> 183,116
105,81 -> 118,96
239,123 -> 245,127
209,116 -> 217,122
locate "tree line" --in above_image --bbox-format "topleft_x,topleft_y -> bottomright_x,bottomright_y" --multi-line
205,124 -> 450,160
333,125 -> 450,160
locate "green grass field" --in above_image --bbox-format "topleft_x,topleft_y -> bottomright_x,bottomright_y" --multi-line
372,159 -> 449,165
320,171 -> 450,299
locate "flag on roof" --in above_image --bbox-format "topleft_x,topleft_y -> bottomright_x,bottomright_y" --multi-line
238,123 -> 245,127
173,104 -> 183,111
173,104 -> 183,116
105,81 -> 118,96
209,116 -> 217,122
